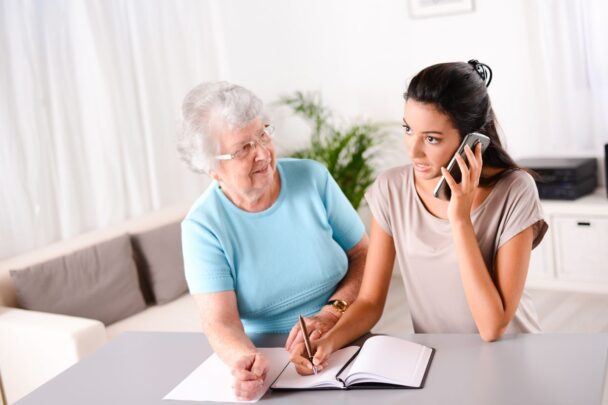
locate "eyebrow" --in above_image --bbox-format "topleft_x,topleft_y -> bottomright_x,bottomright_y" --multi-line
402,119 -> 444,136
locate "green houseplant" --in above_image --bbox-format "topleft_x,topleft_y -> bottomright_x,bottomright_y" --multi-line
278,91 -> 384,210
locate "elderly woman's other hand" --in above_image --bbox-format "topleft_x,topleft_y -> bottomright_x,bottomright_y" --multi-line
284,310 -> 339,352
231,352 -> 269,400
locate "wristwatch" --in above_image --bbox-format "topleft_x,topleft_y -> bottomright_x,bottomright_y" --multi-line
328,299 -> 349,314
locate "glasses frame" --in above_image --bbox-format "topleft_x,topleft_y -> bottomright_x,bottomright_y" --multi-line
215,124 -> 275,161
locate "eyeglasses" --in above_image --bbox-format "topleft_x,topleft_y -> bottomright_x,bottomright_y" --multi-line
215,125 -> 275,161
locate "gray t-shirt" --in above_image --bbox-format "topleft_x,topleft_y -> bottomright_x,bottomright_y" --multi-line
365,165 -> 548,334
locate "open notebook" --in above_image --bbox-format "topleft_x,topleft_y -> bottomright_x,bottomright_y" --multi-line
271,335 -> 434,390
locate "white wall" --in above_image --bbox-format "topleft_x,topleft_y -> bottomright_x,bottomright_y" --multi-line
3,1 -> 603,259
207,0 -> 547,169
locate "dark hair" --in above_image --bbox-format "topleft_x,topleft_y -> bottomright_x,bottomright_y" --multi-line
403,60 -> 520,187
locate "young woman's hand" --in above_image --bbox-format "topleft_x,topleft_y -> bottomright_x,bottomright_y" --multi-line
288,336 -> 333,375
441,143 -> 483,224
284,310 -> 339,352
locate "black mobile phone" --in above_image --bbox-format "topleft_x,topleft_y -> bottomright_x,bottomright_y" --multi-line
433,132 -> 491,200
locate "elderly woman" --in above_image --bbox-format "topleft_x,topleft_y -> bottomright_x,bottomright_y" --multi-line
176,81 -> 368,400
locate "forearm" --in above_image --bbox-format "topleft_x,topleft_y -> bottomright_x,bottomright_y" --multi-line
451,220 -> 507,339
203,321 -> 256,366
322,297 -> 383,351
326,230 -> 391,348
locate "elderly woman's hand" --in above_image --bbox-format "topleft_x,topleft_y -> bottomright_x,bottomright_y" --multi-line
284,309 -> 340,352
231,352 -> 269,400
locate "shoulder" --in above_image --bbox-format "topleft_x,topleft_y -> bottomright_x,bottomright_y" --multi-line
372,165 -> 410,191
183,182 -> 222,227
366,165 -> 410,205
278,158 -> 330,194
491,169 -> 548,249
278,158 -> 328,179
488,169 -> 542,214
497,169 -> 538,196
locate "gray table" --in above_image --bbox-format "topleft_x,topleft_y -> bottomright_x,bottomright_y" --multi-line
16,331 -> 608,405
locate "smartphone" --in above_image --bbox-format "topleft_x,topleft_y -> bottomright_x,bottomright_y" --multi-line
433,132 -> 491,200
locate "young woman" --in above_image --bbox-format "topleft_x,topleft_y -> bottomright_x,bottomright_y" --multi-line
289,60 -> 548,374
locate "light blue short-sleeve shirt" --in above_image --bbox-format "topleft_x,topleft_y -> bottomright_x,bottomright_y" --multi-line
182,159 -> 365,334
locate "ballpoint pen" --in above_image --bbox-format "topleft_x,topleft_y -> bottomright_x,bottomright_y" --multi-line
298,315 -> 318,375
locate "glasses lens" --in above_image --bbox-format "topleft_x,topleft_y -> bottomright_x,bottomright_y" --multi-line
234,142 -> 254,160
231,125 -> 274,160
263,125 -> 274,138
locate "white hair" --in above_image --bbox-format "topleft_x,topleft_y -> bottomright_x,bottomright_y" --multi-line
176,81 -> 263,174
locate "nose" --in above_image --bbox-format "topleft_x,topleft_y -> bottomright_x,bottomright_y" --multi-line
407,134 -> 425,159
253,139 -> 271,160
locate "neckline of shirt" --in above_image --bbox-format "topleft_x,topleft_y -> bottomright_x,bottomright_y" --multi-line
407,164 -> 500,224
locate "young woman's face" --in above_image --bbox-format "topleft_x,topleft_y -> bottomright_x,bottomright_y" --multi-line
403,99 -> 461,181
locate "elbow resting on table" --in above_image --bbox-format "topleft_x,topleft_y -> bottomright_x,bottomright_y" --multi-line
479,325 -> 507,342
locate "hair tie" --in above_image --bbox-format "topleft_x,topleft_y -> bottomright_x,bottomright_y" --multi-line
468,59 -> 493,87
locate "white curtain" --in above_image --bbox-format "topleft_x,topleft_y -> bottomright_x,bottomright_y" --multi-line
0,0 -> 223,259
533,0 -> 608,154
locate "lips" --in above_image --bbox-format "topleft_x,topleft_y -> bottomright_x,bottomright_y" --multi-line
252,163 -> 270,174
413,161 -> 431,171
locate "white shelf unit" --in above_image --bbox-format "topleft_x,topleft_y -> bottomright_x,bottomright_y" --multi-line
527,188 -> 608,293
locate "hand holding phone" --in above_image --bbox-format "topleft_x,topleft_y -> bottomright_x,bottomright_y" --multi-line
433,132 -> 491,200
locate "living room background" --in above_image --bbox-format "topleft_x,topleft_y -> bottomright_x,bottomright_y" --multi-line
1,0 -> 606,259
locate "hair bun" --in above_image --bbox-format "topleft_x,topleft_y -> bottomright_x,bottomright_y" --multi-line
468,59 -> 493,87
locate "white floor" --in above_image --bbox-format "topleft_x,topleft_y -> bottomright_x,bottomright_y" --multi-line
372,274 -> 608,335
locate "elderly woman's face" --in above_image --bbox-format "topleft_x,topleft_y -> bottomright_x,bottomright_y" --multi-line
212,117 -> 277,204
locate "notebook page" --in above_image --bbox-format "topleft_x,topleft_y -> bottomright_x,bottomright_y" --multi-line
271,346 -> 359,389
345,336 -> 430,387
164,348 -> 289,402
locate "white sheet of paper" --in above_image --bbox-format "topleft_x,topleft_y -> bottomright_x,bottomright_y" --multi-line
164,347 -> 289,402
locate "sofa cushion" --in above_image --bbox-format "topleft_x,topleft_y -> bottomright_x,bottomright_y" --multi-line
130,221 -> 187,304
9,234 -> 147,325
105,293 -> 200,339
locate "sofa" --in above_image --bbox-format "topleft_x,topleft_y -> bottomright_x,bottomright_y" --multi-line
0,204 -> 203,404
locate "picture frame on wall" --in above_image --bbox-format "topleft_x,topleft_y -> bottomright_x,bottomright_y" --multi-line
408,0 -> 475,19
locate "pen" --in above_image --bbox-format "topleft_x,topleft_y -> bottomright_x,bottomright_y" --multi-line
298,315 -> 318,375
